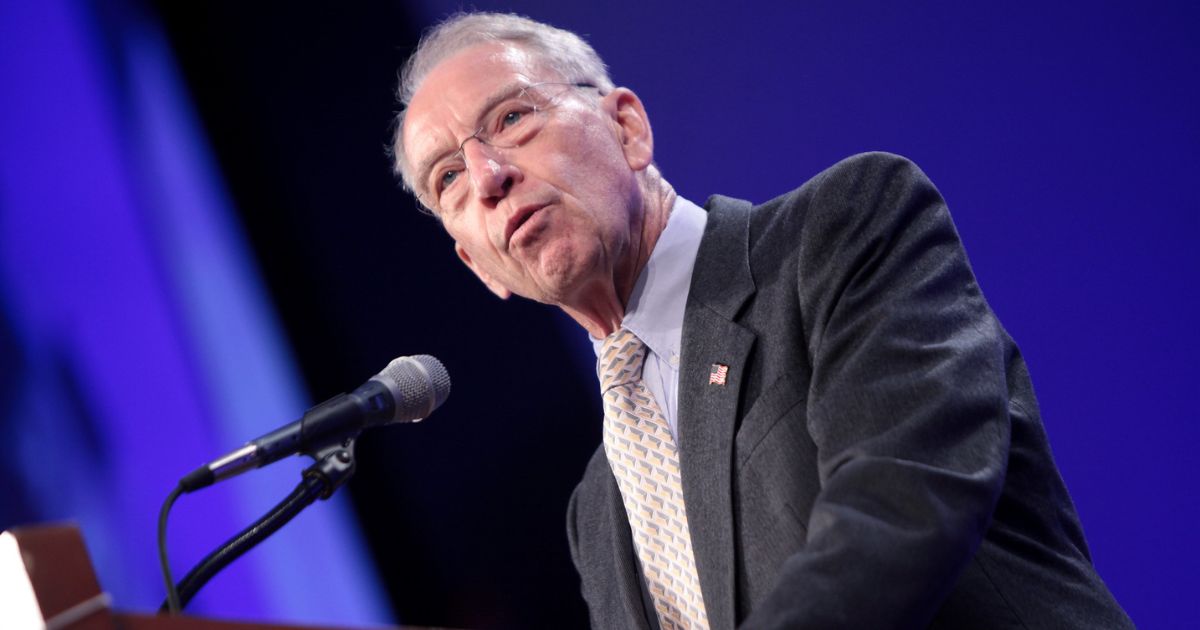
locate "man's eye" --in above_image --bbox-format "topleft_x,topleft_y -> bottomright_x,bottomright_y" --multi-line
501,110 -> 523,127
439,169 -> 460,191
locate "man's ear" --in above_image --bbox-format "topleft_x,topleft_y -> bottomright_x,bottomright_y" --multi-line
603,88 -> 654,171
455,243 -> 512,300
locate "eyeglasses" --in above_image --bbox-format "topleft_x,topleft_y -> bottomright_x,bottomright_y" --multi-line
415,81 -> 597,216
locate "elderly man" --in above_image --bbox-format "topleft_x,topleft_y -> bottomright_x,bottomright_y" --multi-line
392,12 -> 1132,630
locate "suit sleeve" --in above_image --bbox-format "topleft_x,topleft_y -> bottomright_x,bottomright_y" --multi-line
741,153 -> 1010,629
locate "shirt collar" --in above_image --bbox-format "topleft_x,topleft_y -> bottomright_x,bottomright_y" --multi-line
592,195 -> 709,359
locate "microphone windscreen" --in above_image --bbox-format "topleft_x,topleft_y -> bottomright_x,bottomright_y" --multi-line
376,355 -> 451,422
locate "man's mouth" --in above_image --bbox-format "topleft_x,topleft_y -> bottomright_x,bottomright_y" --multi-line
505,203 -> 547,250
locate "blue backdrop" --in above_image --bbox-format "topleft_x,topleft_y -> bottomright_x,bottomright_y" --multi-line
1,1 -> 1195,628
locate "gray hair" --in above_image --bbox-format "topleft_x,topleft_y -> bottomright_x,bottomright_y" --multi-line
389,12 -> 615,193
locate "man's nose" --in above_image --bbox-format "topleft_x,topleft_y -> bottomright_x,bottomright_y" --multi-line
463,139 -> 521,202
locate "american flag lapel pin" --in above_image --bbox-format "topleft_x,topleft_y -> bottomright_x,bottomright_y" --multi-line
709,363 -> 729,386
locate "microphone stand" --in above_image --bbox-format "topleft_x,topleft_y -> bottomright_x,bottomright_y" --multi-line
161,437 -> 358,612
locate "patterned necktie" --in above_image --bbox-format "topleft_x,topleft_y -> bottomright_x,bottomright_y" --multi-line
599,328 -> 709,629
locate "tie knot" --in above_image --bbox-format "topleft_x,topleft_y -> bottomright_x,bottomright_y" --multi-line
598,328 -> 647,391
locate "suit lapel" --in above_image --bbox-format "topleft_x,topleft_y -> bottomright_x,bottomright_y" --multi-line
678,195 -> 756,629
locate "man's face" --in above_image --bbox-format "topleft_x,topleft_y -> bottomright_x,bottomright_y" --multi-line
402,43 -> 653,307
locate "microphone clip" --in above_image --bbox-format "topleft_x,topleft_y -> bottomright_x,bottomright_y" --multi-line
302,436 -> 357,500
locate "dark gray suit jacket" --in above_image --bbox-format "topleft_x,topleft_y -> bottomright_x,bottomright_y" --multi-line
567,153 -> 1133,629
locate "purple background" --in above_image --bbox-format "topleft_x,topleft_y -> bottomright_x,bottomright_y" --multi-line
2,1 -> 1196,628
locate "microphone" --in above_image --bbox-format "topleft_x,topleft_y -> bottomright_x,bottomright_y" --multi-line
179,355 -> 450,492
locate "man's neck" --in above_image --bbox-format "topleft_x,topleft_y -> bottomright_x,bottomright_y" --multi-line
563,175 -> 677,339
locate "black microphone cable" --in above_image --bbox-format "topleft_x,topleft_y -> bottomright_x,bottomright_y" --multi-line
157,484 -> 185,614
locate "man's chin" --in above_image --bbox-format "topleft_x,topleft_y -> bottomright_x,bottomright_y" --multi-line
524,269 -> 591,308
510,242 -> 604,305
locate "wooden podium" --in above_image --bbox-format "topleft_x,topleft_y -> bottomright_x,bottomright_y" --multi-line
1,524 -> 410,630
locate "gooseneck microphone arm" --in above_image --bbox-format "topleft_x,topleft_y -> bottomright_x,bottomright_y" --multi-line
164,438 -> 357,613
157,355 -> 451,615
